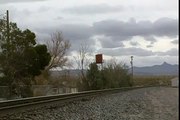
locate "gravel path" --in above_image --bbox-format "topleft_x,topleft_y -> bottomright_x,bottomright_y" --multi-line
0,87 -> 178,120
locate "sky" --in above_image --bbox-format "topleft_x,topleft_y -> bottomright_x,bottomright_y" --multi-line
0,0 -> 179,67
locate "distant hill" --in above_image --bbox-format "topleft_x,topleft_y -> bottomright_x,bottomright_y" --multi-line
49,62 -> 179,77
133,62 -> 179,76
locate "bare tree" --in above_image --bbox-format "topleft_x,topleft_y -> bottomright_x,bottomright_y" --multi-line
46,32 -> 71,71
34,32 -> 71,90
74,42 -> 92,90
75,43 -> 91,76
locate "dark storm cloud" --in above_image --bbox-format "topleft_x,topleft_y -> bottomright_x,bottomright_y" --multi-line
93,18 -> 178,40
98,47 -> 154,56
156,48 -> 178,56
62,4 -> 123,15
0,0 -> 48,4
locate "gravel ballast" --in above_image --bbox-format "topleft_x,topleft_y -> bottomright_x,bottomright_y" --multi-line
0,87 -> 178,120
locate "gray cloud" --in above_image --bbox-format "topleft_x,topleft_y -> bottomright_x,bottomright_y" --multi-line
143,36 -> 157,43
146,44 -> 153,48
60,24 -> 94,41
38,6 -> 51,12
98,36 -> 124,48
35,24 -> 95,51
98,47 -> 178,57
171,39 -> 178,44
35,24 -> 93,40
0,0 -> 178,66
98,47 -> 154,56
93,18 -> 178,41
0,0 -> 48,4
153,18 -> 178,38
54,16 -> 63,20
93,18 -> 178,48
156,48 -> 178,56
130,41 -> 140,46
14,11 -> 177,56
63,4 -> 123,15
34,17 -> 178,51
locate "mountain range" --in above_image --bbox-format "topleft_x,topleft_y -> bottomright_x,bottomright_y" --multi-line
133,62 -> 178,76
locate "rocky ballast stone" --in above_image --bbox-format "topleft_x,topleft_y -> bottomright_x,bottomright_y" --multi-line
0,87 -> 178,120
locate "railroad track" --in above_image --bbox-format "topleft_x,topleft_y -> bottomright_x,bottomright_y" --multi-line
0,85 -> 168,113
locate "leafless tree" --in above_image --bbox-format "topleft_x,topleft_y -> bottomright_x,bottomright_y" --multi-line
74,42 -> 92,90
46,32 -> 71,71
75,43 -> 92,75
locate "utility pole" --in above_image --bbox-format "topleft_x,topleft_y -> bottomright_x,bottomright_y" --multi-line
130,56 -> 133,86
6,10 -> 10,45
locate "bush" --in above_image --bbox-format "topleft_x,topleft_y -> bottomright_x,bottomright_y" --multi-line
86,60 -> 131,90
101,61 -> 131,88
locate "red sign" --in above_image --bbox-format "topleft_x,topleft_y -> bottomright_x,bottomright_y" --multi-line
96,54 -> 103,64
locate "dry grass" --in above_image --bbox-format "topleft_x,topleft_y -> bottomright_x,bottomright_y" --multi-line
132,75 -> 176,86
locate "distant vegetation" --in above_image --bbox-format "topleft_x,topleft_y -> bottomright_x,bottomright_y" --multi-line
77,59 -> 132,91
133,75 -> 176,86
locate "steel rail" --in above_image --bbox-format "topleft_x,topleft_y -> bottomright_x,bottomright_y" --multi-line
0,85 -> 167,111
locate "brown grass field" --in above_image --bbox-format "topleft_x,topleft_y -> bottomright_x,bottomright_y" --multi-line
132,75 -> 177,86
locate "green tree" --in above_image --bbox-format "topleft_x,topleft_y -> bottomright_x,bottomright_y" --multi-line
86,62 -> 103,90
0,19 -> 51,98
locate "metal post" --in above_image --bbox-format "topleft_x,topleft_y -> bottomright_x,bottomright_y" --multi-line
6,10 -> 9,45
130,56 -> 133,85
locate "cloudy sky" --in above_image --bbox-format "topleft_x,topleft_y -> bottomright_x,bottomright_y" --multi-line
0,0 -> 178,67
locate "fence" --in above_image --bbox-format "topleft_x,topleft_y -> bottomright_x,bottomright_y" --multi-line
0,85 -> 78,101
0,86 -> 9,101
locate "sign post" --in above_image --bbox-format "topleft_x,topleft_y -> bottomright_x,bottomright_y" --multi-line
95,54 -> 103,70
